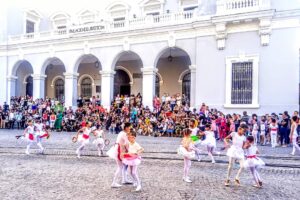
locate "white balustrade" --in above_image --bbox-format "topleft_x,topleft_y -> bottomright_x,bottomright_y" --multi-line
8,4 -> 270,43
217,0 -> 271,15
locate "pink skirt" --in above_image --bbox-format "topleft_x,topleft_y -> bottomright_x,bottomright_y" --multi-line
123,156 -> 142,166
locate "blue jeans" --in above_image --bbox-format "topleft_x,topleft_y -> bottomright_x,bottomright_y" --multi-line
280,127 -> 289,145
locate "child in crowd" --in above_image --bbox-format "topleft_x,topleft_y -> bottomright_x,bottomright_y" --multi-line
251,119 -> 258,145
290,116 -> 300,155
259,118 -> 266,145
269,118 -> 278,148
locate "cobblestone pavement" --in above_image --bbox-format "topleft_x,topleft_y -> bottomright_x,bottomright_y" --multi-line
0,153 -> 299,200
0,130 -> 300,199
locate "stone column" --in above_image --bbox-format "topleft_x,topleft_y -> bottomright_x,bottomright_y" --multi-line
100,70 -> 115,110
64,72 -> 79,109
189,65 -> 196,108
7,75 -> 18,104
32,74 -> 47,100
141,67 -> 157,110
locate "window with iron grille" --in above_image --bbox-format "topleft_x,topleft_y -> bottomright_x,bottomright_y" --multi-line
231,62 -> 253,104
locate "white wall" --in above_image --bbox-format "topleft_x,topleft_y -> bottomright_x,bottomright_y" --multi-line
196,28 -> 300,115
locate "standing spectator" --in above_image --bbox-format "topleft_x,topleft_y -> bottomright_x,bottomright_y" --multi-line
15,111 -> 22,129
280,113 -> 290,147
55,111 -> 63,131
241,111 -> 250,125
8,110 -> 15,129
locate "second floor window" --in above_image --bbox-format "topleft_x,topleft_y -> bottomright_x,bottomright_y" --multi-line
26,20 -> 35,33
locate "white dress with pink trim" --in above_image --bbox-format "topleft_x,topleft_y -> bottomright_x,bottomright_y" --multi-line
243,145 -> 265,169
77,128 -> 91,145
122,142 -> 142,166
24,126 -> 35,142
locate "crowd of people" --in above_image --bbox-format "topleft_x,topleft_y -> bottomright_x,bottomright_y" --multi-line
0,94 -> 299,150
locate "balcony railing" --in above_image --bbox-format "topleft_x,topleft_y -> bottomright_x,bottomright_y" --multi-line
7,11 -> 199,43
6,3 -> 271,44
216,0 -> 271,15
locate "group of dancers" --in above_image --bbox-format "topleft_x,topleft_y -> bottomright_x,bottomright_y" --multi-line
18,119 -> 144,191
16,118 -> 50,155
178,120 -> 265,188
18,117 -> 267,191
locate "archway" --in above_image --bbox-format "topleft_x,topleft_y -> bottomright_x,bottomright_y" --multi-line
12,60 -> 34,97
112,51 -> 143,98
75,54 -> 101,100
43,58 -> 66,100
155,47 -> 191,101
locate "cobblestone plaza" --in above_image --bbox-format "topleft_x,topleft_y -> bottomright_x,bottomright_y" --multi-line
0,130 -> 299,200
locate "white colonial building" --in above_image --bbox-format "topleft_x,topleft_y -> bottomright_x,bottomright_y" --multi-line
0,0 -> 300,114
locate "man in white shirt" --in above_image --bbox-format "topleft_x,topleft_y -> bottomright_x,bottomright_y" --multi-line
9,110 -> 15,129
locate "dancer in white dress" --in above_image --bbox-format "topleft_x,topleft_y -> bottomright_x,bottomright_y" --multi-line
290,116 -> 300,156
200,124 -> 216,163
34,118 -> 49,154
22,120 -> 41,155
243,135 -> 265,188
224,126 -> 246,186
122,130 -> 144,192
177,129 -> 198,183
92,126 -> 106,156
107,122 -> 131,188
189,119 -> 202,161
74,121 -> 92,158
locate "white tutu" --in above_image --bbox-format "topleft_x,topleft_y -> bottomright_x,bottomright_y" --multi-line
123,156 -> 141,166
226,146 -> 245,160
93,138 -> 104,146
177,145 -> 195,159
244,156 -> 265,169
77,135 -> 90,145
201,137 -> 216,148
106,145 -> 118,159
